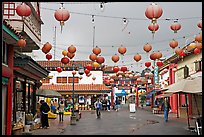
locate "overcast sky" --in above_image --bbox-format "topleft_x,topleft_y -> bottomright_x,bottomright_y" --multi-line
32,2 -> 202,72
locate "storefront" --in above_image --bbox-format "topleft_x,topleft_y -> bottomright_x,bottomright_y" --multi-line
12,51 -> 49,134
2,20 -> 22,135
39,84 -> 112,110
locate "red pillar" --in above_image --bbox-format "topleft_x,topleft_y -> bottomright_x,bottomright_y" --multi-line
6,45 -> 13,135
111,85 -> 114,107
135,83 -> 138,108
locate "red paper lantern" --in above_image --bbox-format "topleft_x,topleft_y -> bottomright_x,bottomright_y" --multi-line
96,56 -> 105,64
16,3 -> 31,17
17,39 -> 26,47
86,64 -> 93,71
134,53 -> 141,62
145,62 -> 151,67
67,52 -> 75,59
113,66 -> 120,73
197,20 -> 202,30
84,69 -> 90,75
175,47 -> 183,55
92,46 -> 101,55
68,45 -> 76,54
61,57 -> 69,65
179,51 -> 185,57
156,51 -> 162,59
54,4 -> 70,32
156,61 -> 163,67
148,23 -> 159,34
89,53 -> 97,61
170,21 -> 181,33
150,52 -> 157,61
196,42 -> 202,49
143,43 -> 152,53
121,66 -> 127,72
118,45 -> 127,55
195,33 -> 202,43
46,54 -> 52,60
42,42 -> 52,54
145,3 -> 163,24
111,54 -> 120,63
169,39 -> 178,49
56,67 -> 62,73
194,48 -> 200,54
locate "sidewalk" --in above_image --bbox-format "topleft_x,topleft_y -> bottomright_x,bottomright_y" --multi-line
31,114 -> 71,135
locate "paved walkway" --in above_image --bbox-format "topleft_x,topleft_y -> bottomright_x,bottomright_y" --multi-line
31,105 -> 197,135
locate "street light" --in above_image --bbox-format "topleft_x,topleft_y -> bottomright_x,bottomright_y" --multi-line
70,65 -> 84,125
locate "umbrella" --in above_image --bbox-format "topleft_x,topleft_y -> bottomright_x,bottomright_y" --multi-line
164,76 -> 202,129
36,89 -> 62,98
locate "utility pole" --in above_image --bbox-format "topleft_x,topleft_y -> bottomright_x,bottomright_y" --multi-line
53,26 -> 57,60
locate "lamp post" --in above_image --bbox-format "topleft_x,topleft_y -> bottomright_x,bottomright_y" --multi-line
70,65 -> 84,125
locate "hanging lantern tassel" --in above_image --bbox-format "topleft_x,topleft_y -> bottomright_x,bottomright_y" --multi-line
60,21 -> 64,33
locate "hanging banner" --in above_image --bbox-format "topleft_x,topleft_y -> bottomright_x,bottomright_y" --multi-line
154,61 -> 159,85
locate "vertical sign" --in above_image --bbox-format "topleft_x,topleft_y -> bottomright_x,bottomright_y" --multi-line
154,60 -> 159,85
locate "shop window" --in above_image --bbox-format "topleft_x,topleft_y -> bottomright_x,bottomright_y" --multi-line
2,41 -> 8,65
3,2 -> 15,17
42,78 -> 50,84
57,77 -> 67,83
195,60 -> 202,72
68,77 -> 79,83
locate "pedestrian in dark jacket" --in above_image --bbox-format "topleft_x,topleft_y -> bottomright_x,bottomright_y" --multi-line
40,100 -> 50,128
162,97 -> 171,122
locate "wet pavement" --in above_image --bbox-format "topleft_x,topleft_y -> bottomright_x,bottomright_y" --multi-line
31,104 -> 197,135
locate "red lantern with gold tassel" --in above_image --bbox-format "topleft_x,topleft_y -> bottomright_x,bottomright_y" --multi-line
145,2 -> 163,24
92,46 -> 101,55
17,39 -> 26,48
46,54 -> 52,61
197,20 -> 202,30
170,20 -> 181,33
16,3 -> 31,17
54,3 -> 70,33
148,23 -> 159,38
112,54 -> 120,63
68,45 -> 76,54
195,33 -> 202,43
118,45 -> 127,55
134,53 -> 141,62
89,53 -> 97,61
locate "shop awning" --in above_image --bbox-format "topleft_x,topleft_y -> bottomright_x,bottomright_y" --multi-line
141,88 -> 168,98
115,89 -> 127,96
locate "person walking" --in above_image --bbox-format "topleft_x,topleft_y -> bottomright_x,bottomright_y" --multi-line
106,99 -> 111,111
94,98 -> 102,118
40,100 -> 50,129
53,99 -> 58,114
58,100 -> 65,122
162,97 -> 171,122
115,97 -> 120,112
